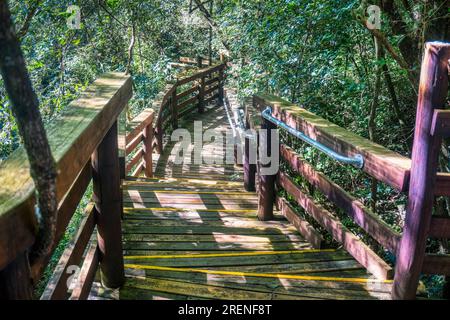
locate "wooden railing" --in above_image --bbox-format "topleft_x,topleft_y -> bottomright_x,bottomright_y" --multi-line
0,73 -> 132,300
0,60 -> 226,300
153,63 -> 226,153
124,109 -> 155,177
243,42 -> 450,299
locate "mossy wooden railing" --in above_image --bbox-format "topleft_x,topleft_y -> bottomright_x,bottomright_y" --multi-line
0,73 -> 132,300
0,60 -> 226,300
243,42 -> 450,300
152,62 -> 226,153
124,109 -> 155,178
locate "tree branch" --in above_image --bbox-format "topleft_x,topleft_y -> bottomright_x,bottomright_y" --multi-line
16,0 -> 42,39
0,1 -> 57,270
192,0 -> 230,56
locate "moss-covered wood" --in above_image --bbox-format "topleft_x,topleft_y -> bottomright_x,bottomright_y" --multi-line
0,73 -> 132,270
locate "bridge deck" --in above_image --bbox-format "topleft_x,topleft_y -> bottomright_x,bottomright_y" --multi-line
90,105 -> 393,300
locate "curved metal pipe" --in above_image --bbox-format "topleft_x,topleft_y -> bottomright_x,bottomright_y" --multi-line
262,107 -> 364,169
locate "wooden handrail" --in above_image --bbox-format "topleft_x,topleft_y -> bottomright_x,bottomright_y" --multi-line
253,94 -> 412,192
232,42 -> 450,300
125,109 -> 155,177
0,72 -> 132,299
0,60 -> 226,299
153,63 -> 226,154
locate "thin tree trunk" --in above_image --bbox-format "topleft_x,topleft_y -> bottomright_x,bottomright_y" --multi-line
368,36 -> 383,213
381,61 -> 404,126
192,0 -> 231,56
125,17 -> 136,75
0,2 -> 57,270
16,0 -> 42,39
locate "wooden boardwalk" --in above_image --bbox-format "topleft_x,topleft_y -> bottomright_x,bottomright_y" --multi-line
90,105 -> 393,300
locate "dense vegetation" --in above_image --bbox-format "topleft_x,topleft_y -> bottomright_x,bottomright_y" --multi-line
0,0 -> 449,298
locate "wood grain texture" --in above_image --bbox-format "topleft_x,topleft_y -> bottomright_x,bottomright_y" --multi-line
254,94 -> 411,191
393,42 -> 450,300
70,243 -> 99,300
0,72 -> 131,270
40,204 -> 95,300
277,172 -> 393,280
280,144 -> 401,253
277,197 -> 324,249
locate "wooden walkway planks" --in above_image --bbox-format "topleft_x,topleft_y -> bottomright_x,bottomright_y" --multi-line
89,105 -> 393,300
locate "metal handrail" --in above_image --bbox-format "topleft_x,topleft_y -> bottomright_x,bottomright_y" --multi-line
262,107 -> 364,168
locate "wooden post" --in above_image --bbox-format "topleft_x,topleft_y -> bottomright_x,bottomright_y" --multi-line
218,66 -> 225,107
171,87 -> 178,130
198,76 -> 205,113
392,42 -> 450,300
156,121 -> 163,154
197,56 -> 202,68
91,121 -> 124,289
143,123 -> 153,178
257,116 -> 277,221
244,132 -> 256,192
0,252 -> 33,300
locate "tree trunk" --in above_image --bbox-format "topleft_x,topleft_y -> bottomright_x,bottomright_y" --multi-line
0,1 -> 57,269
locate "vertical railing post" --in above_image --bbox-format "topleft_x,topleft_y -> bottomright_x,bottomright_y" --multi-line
257,103 -> 277,221
244,105 -> 256,191
392,42 -> 450,300
156,119 -> 163,154
198,76 -> 205,114
0,252 -> 33,299
91,121 -> 124,289
143,122 -> 153,178
197,55 -> 202,68
218,66 -> 225,107
171,86 -> 178,130
244,133 -> 257,192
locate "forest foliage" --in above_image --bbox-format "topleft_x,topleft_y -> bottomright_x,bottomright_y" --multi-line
0,0 -> 449,297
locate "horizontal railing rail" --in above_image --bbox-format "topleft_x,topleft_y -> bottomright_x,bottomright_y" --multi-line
0,73 -> 132,300
124,109 -> 155,178
153,62 -> 226,155
236,42 -> 450,300
262,107 -> 364,168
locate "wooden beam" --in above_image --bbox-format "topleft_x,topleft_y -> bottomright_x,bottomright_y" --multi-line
32,161 -> 92,281
277,197 -> 324,249
143,122 -> 153,178
70,243 -> 99,300
92,122 -> 124,289
132,161 -> 145,178
278,172 -> 393,280
126,132 -> 144,155
176,64 -> 225,86
429,216 -> 450,238
0,252 -> 33,300
422,254 -> 450,276
40,204 -> 95,300
204,84 -> 219,96
126,109 -> 155,145
198,76 -> 205,113
205,93 -> 219,105
280,144 -> 401,253
126,148 -> 144,174
176,86 -> 198,101
431,109 -> 450,137
258,115 -> 277,221
435,173 -> 450,196
178,96 -> 199,111
0,73 -> 131,270
254,94 -> 411,191
205,77 -> 219,87
393,42 -> 450,300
